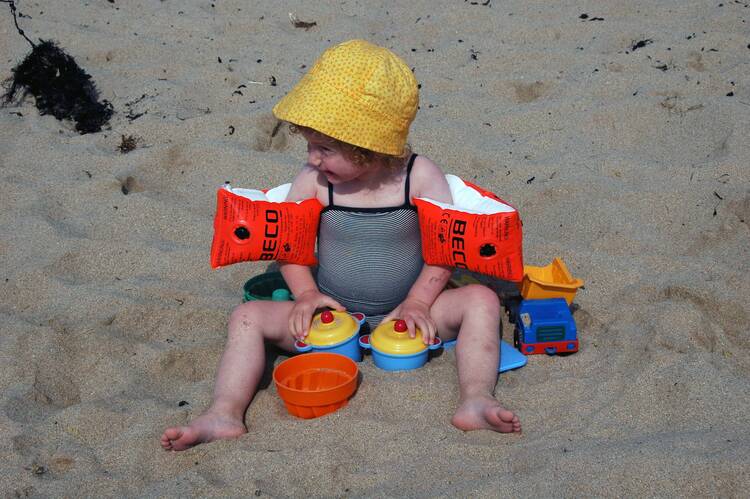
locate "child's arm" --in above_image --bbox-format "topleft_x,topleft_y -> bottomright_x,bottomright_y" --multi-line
280,165 -> 344,340
381,156 -> 454,344
381,264 -> 453,344
280,263 -> 345,340
284,164 -> 322,203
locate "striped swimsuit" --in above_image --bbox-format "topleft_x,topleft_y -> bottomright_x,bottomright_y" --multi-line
316,154 -> 423,329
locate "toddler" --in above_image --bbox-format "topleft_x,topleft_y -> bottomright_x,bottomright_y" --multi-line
161,39 -> 520,451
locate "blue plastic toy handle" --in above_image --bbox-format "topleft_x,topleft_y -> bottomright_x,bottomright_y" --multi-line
358,335 -> 372,350
294,340 -> 312,353
351,312 -> 366,324
428,337 -> 442,350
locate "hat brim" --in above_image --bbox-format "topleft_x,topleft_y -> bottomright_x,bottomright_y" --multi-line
273,72 -> 409,156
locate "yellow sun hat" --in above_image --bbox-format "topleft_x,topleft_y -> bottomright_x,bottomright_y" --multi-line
272,39 -> 419,156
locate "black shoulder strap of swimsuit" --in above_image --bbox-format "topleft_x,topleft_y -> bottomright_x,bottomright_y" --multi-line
327,153 -> 417,208
327,182 -> 335,207
404,153 -> 417,206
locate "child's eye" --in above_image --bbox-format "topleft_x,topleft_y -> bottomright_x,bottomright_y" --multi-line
307,144 -> 333,155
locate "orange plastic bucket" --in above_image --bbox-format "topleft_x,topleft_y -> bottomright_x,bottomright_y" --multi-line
272,353 -> 359,419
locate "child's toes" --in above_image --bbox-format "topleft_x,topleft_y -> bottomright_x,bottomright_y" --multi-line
160,427 -> 185,449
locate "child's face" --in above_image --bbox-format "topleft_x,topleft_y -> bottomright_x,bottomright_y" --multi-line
301,130 -> 363,185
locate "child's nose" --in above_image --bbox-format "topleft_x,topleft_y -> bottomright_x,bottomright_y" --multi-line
307,149 -> 322,166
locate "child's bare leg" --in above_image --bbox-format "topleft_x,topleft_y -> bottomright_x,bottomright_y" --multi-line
161,300 -> 296,451
431,285 -> 521,433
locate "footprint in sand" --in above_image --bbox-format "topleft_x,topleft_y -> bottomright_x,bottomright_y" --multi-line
152,345 -> 220,383
638,285 -> 750,372
686,51 -> 706,72
4,364 -> 81,424
33,194 -> 89,240
114,144 -> 190,195
509,81 -> 550,103
726,193 -> 750,228
687,192 -> 749,255
118,175 -> 141,195
652,288 -> 720,354
252,113 -> 289,152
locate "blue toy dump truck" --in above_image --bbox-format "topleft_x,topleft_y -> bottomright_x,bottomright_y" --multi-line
514,298 -> 578,355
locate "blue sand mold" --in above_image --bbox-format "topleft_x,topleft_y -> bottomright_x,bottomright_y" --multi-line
442,339 -> 527,372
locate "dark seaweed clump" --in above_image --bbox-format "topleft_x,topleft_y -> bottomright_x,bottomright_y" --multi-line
2,40 -> 113,134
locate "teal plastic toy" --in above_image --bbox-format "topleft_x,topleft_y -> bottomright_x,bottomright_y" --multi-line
243,272 -> 292,302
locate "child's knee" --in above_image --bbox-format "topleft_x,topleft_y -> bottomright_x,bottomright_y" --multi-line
228,301 -> 265,332
461,284 -> 501,312
228,301 -> 290,342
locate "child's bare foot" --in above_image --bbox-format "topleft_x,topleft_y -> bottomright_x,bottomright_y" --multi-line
451,395 -> 521,434
160,411 -> 247,451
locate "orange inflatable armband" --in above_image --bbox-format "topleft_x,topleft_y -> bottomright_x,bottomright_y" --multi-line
210,184 -> 323,268
414,175 -> 524,282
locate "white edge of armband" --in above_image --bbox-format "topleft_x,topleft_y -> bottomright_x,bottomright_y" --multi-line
222,183 -> 301,204
415,174 -> 516,215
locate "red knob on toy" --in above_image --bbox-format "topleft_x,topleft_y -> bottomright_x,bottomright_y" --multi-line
394,320 -> 407,332
321,310 -> 334,324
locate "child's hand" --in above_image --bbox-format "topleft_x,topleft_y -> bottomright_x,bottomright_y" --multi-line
289,290 -> 346,341
381,298 -> 436,345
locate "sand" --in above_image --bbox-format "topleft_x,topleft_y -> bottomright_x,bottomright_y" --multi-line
1,0 -> 749,496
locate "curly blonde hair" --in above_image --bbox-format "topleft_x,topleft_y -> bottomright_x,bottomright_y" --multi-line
288,124 -> 412,172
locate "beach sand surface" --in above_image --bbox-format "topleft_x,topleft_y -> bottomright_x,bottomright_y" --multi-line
1,0 -> 749,496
